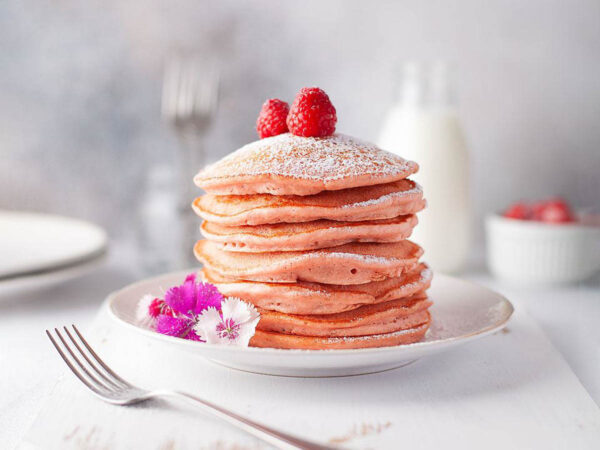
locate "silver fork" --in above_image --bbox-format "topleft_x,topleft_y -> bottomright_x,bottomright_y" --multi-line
161,54 -> 220,267
161,55 -> 219,168
47,325 -> 337,450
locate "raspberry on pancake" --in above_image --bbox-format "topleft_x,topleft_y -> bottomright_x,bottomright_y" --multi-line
256,98 -> 289,139
286,87 -> 337,137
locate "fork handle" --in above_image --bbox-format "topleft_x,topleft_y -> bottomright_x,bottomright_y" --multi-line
151,390 -> 337,450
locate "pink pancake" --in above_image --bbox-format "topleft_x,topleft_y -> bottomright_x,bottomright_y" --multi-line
195,240 -> 423,285
200,215 -> 418,252
193,179 -> 425,226
250,320 -> 430,350
200,263 -> 432,314
257,294 -> 432,337
194,133 -> 418,196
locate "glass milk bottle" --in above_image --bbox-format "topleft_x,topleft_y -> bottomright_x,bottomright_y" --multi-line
379,62 -> 470,273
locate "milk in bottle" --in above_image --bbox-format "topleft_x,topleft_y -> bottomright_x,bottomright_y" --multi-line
379,62 -> 470,273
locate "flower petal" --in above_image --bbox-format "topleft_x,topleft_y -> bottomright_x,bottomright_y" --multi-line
221,297 -> 259,325
136,294 -> 155,322
156,315 -> 190,338
184,273 -> 197,284
180,279 -> 198,314
164,286 -> 181,311
193,307 -> 223,344
185,329 -> 205,342
234,320 -> 260,347
194,282 -> 224,314
165,282 -> 195,315
220,297 -> 260,346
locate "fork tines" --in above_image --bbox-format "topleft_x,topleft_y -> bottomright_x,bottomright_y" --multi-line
46,325 -> 130,396
161,55 -> 220,126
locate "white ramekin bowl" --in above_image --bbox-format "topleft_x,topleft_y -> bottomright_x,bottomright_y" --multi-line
485,214 -> 600,284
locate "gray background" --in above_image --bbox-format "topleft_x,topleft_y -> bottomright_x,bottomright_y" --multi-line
2,0 -> 599,249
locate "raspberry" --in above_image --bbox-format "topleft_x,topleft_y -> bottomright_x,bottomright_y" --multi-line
503,202 -> 531,220
287,87 -> 337,137
534,198 -> 574,223
256,99 -> 289,139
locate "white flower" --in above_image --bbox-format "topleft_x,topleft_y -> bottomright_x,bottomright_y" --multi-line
194,297 -> 260,346
136,294 -> 155,323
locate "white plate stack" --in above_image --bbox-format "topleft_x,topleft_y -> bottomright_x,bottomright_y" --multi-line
0,210 -> 108,297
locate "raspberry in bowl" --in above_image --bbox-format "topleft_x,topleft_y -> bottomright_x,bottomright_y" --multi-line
486,198 -> 600,284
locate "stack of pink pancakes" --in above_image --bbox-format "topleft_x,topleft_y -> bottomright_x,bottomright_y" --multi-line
193,133 -> 431,350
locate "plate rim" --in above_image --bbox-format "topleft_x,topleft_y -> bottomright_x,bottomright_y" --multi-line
107,270 -> 515,356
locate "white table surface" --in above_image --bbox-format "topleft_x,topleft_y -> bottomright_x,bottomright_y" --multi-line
1,244 -> 599,449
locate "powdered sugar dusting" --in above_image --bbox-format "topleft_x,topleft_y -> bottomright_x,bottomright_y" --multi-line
387,265 -> 432,294
296,251 -> 405,265
343,182 -> 423,209
232,246 -> 419,268
325,323 -> 428,343
197,133 -> 416,182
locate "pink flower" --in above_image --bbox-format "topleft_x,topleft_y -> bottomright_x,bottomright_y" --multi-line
137,274 -> 261,345
150,273 -> 224,341
136,295 -> 173,323
156,315 -> 189,337
194,297 -> 260,346
156,315 -> 204,341
165,274 -> 223,317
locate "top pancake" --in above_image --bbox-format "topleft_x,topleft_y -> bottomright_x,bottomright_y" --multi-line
194,133 -> 418,196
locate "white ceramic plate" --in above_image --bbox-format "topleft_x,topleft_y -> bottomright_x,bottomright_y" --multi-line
108,271 -> 514,377
0,210 -> 107,279
0,252 -> 107,299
